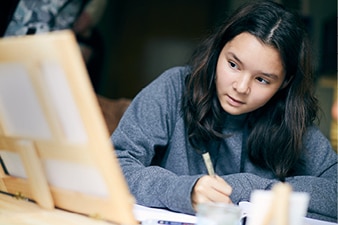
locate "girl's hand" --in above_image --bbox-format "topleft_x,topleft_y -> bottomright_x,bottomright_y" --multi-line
191,175 -> 233,211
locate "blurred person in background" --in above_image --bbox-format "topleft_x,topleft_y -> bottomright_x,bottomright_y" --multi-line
1,0 -> 107,92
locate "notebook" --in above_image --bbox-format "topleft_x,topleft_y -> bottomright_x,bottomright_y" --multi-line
0,30 -> 137,225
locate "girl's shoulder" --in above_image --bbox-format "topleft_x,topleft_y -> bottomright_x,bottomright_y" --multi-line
139,66 -> 190,97
132,66 -> 190,105
303,125 -> 335,154
155,66 -> 191,84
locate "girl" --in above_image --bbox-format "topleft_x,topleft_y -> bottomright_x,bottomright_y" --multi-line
111,1 -> 337,222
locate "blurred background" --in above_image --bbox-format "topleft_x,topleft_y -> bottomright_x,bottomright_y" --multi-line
0,0 -> 336,147
96,0 -> 336,98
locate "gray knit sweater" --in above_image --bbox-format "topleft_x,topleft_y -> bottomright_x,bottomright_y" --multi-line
111,66 -> 337,222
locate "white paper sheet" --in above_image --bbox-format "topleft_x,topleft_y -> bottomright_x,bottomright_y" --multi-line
134,202 -> 337,225
0,150 -> 27,178
0,63 -> 52,139
134,204 -> 197,224
40,61 -> 87,144
0,150 -> 109,197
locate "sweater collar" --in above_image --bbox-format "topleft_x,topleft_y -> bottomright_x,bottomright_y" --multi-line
222,112 -> 248,131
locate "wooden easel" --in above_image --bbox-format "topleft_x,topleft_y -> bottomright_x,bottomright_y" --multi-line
0,31 -> 137,225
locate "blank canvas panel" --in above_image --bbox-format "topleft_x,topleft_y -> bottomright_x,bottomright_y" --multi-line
0,31 -> 137,225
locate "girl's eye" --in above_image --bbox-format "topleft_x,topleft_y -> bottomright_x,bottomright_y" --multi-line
256,77 -> 269,84
229,61 -> 238,69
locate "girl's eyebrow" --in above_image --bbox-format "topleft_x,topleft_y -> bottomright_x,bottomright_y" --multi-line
228,52 -> 243,66
261,72 -> 279,80
227,51 -> 279,80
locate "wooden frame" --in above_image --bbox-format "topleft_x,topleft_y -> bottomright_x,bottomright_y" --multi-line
0,30 -> 137,224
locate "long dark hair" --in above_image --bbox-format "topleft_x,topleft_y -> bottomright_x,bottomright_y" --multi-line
182,0 -> 318,179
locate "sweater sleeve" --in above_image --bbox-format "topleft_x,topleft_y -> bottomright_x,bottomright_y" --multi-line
111,67 -> 198,214
223,127 -> 337,222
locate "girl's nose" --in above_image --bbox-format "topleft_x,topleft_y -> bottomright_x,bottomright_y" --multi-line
233,75 -> 250,94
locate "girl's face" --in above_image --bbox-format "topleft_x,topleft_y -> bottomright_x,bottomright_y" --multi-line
216,32 -> 285,115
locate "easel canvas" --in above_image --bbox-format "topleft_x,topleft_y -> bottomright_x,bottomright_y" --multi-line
0,30 -> 137,224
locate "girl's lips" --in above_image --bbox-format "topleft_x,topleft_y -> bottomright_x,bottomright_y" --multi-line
226,95 -> 245,106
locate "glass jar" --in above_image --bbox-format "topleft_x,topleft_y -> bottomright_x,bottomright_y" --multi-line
196,203 -> 242,225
